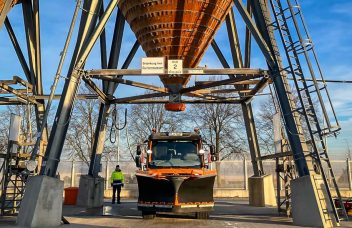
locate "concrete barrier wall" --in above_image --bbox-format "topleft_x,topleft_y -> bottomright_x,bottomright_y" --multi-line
55,160 -> 352,193
2,159 -> 349,198
103,187 -> 352,199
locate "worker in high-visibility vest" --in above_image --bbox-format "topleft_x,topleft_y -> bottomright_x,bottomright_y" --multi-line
110,165 -> 124,204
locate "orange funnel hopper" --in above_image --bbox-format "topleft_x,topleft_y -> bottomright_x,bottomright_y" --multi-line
0,0 -> 20,27
118,0 -> 233,110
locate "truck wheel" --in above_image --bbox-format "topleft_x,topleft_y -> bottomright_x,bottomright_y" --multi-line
142,211 -> 156,219
195,212 -> 209,219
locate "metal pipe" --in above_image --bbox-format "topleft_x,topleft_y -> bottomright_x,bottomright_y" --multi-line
41,0 -> 118,177
67,0 -> 103,75
30,0 -> 82,161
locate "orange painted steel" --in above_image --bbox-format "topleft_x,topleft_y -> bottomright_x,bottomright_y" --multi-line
118,0 -> 233,88
0,0 -> 20,16
136,168 -> 217,177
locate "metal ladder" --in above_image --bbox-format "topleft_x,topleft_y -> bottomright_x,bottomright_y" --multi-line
0,152 -> 27,216
268,0 -> 348,223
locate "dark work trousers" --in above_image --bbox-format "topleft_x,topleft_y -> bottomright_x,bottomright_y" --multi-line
112,185 -> 122,203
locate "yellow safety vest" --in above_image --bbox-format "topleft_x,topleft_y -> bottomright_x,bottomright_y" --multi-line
110,170 -> 124,184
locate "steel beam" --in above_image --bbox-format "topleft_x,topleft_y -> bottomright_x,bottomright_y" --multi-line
121,40 -> 140,69
87,68 -> 268,76
226,3 -> 264,176
180,75 -> 262,94
4,18 -> 31,82
33,0 -> 42,95
32,0 -> 48,165
244,0 -> 252,68
40,0 -> 118,177
68,0 -> 103,74
99,1 -> 108,71
88,36 -> 141,178
195,79 -> 262,86
95,76 -> 167,93
111,99 -> 243,104
22,1 -> 37,89
243,77 -> 269,103
0,83 -> 38,104
106,8 -> 125,94
233,0 -> 275,68
242,102 -> 263,175
32,94 -> 98,100
88,8 -> 129,177
88,103 -> 111,177
82,77 -> 111,103
259,152 -> 293,161
111,92 -> 168,104
226,9 -> 243,69
30,0 -> 82,162
248,0 -> 310,176
194,88 -> 252,94
22,0 -> 49,167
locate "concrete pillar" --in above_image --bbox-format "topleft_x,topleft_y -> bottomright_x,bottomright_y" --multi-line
77,175 -> 104,208
17,176 -> 64,227
248,174 -> 276,207
291,175 -> 337,227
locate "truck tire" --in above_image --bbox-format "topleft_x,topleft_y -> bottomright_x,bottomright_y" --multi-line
195,212 -> 209,219
142,211 -> 156,219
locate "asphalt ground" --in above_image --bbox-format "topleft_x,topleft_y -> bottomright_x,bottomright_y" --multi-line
1,199 -> 352,227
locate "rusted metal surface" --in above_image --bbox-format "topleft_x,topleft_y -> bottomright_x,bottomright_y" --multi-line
118,0 -> 233,88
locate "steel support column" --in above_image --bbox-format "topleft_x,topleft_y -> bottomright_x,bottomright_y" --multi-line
68,0 -> 102,74
40,0 -> 118,177
88,103 -> 111,177
4,18 -> 31,81
234,0 -> 310,176
22,0 -> 48,166
88,7 -> 126,177
242,102 -> 263,175
214,9 -> 264,176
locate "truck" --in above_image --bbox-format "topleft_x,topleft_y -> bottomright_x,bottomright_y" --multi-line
134,130 -> 219,219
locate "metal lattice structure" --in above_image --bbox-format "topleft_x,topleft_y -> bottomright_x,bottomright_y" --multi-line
0,0 -> 348,226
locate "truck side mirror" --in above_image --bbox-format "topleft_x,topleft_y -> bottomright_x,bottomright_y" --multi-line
136,145 -> 142,156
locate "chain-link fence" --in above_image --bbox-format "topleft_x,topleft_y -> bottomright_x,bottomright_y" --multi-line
56,159 -> 352,191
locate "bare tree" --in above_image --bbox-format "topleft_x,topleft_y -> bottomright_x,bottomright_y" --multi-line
64,89 -> 116,166
127,102 -> 184,146
255,97 -> 277,155
255,87 -> 322,156
186,102 -> 246,160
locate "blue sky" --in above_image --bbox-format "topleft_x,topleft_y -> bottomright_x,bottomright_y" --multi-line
0,0 -> 351,159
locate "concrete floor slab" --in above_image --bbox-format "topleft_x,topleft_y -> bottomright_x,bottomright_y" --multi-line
1,199 -> 352,227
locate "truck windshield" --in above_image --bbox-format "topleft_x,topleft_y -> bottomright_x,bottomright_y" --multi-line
149,141 -> 201,168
